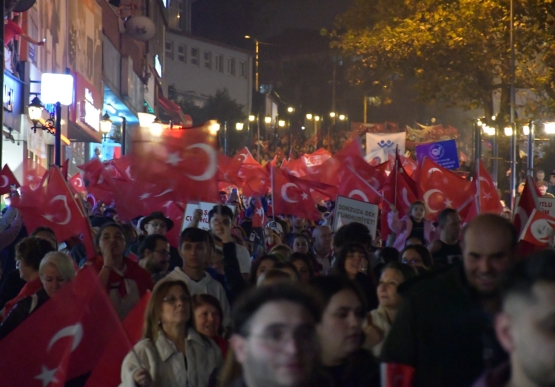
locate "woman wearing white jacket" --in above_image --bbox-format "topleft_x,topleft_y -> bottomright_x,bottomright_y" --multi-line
120,280 -> 222,387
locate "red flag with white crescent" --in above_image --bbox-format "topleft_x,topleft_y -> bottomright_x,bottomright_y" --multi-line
519,209 -> 555,246
0,164 -> 20,195
0,267 -> 130,386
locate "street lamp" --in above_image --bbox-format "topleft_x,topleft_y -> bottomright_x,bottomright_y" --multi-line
504,127 -> 513,136
287,107 -> 294,113
306,113 -> 313,120
329,112 -> 336,118
150,117 -> 164,137
28,73 -> 74,167
100,112 -> 113,137
278,120 -> 285,128
265,116 -> 272,124
339,114 -> 346,121
236,122 -> 244,131
544,122 -> 555,134
249,115 -> 255,122
208,120 -> 221,135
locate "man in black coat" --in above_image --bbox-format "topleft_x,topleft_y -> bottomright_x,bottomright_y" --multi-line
380,214 -> 517,387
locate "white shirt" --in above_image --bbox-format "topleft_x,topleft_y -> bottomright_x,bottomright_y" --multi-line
120,329 -> 222,387
161,267 -> 231,328
234,243 -> 252,274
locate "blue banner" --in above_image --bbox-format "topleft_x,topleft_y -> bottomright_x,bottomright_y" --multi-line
416,139 -> 460,170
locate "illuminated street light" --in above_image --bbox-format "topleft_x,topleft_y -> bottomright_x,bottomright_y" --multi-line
287,107 -> 294,113
523,125 -> 530,135
504,126 -> 513,136
264,116 -> 272,124
208,120 -> 221,135
315,116 -> 320,121
545,122 -> 555,134
306,113 -> 313,120
278,120 -> 285,127
339,115 -> 346,121
249,115 -> 255,122
236,122 -> 244,131
329,112 -> 336,118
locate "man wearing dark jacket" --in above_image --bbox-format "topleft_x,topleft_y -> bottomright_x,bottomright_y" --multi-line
380,214 -> 516,387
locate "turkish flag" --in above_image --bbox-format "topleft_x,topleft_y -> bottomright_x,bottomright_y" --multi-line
60,158 -> 69,181
418,157 -> 474,220
382,153 -> 419,239
227,147 -> 269,196
251,197 -> 265,227
0,164 -> 20,195
303,148 -> 332,167
337,167 -> 383,205
18,158 -> 48,190
131,126 -> 219,203
163,201 -> 185,248
284,157 -> 309,178
273,169 -> 322,221
69,173 -> 86,194
476,161 -> 503,215
12,166 -> 90,243
85,291 -> 151,387
519,209 -> 555,245
514,175 -> 540,235
106,155 -> 133,182
110,177 -> 178,222
0,267 -> 130,386
380,363 -> 415,387
78,159 -> 115,204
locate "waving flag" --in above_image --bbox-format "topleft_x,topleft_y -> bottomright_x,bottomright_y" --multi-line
520,209 -> 555,246
273,169 -> 322,221
0,164 -> 20,195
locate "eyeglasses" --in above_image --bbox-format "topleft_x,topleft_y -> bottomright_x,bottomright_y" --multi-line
154,249 -> 171,258
403,259 -> 423,265
163,295 -> 191,305
147,222 -> 167,229
249,324 -> 316,350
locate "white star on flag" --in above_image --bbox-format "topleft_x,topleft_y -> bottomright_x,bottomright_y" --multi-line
166,152 -> 183,166
27,175 -> 35,181
444,198 -> 453,207
483,192 -> 492,200
301,192 -> 309,200
35,365 -> 58,387
139,192 -> 151,200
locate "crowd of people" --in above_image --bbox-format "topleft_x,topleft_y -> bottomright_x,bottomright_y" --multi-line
0,183 -> 554,387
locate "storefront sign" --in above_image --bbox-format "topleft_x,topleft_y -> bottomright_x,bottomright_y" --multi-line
82,88 -> 100,131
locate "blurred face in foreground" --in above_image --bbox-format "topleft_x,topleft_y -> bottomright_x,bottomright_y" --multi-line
231,301 -> 319,387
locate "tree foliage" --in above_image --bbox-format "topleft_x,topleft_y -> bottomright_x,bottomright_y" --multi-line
168,87 -> 245,127
330,0 -> 555,125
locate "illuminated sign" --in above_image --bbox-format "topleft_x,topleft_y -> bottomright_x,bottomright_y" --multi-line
80,88 -> 100,131
3,83 -> 14,112
155,55 -> 162,78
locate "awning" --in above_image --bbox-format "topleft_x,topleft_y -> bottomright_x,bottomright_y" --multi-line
159,95 -> 193,128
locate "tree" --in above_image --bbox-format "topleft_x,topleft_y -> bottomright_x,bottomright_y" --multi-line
168,87 -> 246,153
329,0 -> 555,127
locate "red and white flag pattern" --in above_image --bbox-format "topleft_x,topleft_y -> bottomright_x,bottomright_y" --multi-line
519,209 -> 555,246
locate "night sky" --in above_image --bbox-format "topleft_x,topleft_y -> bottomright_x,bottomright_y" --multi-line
192,0 -> 355,46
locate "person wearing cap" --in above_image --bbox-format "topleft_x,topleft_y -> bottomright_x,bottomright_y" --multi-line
127,211 -> 182,271
264,221 -> 283,252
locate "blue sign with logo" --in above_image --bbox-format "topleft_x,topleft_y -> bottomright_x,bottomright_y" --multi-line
416,139 -> 460,170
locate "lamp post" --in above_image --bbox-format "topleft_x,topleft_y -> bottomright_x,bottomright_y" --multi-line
287,107 -> 294,158
248,114 -> 256,156
120,116 -> 127,155
509,0 -> 517,209
28,74 -> 74,167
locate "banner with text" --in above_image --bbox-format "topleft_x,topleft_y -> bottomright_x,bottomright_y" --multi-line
539,197 -> 555,217
333,196 -> 379,239
365,132 -> 406,164
416,139 -> 460,170
182,202 -> 235,230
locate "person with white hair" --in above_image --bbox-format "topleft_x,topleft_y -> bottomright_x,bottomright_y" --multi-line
0,251 -> 76,340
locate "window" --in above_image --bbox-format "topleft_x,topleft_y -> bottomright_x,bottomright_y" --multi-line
177,45 -> 186,62
165,40 -> 174,60
227,57 -> 236,76
204,51 -> 212,69
240,61 -> 247,78
169,0 -> 185,31
215,54 -> 224,73
191,47 -> 199,66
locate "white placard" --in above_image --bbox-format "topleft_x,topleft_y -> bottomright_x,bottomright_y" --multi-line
182,202 -> 235,230
539,197 -> 555,217
333,196 -> 379,239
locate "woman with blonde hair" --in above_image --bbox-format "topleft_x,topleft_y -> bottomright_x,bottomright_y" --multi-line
0,251 -> 76,340
120,280 -> 222,387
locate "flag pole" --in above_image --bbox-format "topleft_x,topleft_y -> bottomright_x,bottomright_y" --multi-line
271,166 -> 276,218
346,165 -> 393,207
394,146 -> 399,208
475,161 -> 481,214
